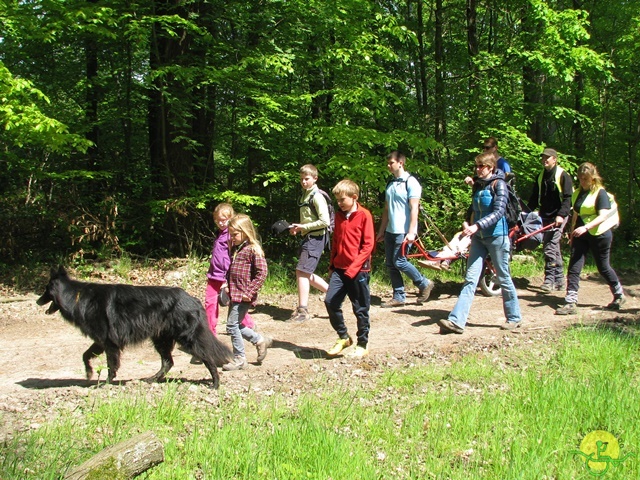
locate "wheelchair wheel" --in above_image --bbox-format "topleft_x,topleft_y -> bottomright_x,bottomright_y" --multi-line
479,260 -> 501,297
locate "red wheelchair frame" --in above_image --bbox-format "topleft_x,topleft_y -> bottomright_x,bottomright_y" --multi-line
401,222 -> 554,297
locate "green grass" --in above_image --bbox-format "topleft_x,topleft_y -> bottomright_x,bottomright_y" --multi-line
3,325 -> 640,479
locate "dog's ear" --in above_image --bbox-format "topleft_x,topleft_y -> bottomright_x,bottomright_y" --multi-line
57,265 -> 68,277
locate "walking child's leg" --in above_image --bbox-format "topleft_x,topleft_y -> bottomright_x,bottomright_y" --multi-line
324,270 -> 349,338
309,273 -> 328,293
204,279 -> 222,336
296,270 -> 311,307
235,303 -> 268,362
346,271 -> 371,348
324,270 -> 352,356
240,312 -> 256,330
294,235 -> 327,320
226,303 -> 246,358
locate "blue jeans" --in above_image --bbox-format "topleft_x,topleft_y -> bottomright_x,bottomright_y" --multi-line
448,235 -> 521,329
324,269 -> 371,347
384,231 -> 430,302
226,302 -> 261,357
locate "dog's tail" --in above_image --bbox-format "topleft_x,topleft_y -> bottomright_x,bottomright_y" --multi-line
193,324 -> 233,367
185,305 -> 233,367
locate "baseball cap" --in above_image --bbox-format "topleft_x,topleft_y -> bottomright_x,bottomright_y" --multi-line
540,148 -> 558,157
271,220 -> 292,235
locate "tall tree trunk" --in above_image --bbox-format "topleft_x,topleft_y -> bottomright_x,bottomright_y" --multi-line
571,0 -> 585,156
415,0 -> 429,121
85,0 -> 99,170
148,2 -> 195,198
308,35 -> 334,124
191,2 -> 211,187
243,6 -> 267,197
434,0 -> 446,156
628,99 -> 640,229
123,38 -> 132,166
572,72 -> 585,156
521,5 -> 543,143
487,0 -> 495,53
466,0 -> 479,142
148,0 -> 199,255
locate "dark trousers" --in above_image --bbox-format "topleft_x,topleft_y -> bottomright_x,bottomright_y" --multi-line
324,269 -> 371,347
542,217 -> 567,286
566,229 -> 622,299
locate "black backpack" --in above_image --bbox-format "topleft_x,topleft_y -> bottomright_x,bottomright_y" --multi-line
491,179 -> 522,229
303,189 -> 335,234
385,174 -> 418,192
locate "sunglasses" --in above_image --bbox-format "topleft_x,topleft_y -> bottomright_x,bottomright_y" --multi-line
475,164 -> 491,169
483,145 -> 493,150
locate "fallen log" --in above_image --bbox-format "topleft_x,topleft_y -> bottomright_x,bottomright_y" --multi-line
64,431 -> 164,479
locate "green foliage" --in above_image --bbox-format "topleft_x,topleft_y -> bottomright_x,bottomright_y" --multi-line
1,0 -> 638,261
0,63 -> 90,152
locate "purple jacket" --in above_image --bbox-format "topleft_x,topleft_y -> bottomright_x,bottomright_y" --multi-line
207,229 -> 231,282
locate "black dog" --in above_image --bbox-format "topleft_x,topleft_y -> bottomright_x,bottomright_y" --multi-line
37,266 -> 232,388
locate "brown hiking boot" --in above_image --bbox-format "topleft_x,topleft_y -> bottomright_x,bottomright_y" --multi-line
417,282 -> 435,303
500,321 -> 522,331
556,303 -> 577,315
222,356 -> 247,371
380,298 -> 405,308
605,295 -> 626,311
437,319 -> 464,334
256,335 -> 273,363
287,307 -> 310,323
539,283 -> 554,293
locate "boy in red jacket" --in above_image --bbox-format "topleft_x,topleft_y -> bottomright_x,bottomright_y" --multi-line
324,179 -> 376,358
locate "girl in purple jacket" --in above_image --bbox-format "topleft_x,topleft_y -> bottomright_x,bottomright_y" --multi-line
205,203 -> 255,336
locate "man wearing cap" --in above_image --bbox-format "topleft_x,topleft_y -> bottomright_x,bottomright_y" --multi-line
528,148 -> 574,293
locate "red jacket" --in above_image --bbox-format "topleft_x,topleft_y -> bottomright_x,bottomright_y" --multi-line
330,204 -> 375,278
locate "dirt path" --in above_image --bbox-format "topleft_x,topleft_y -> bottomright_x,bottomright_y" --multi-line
0,272 -> 637,439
